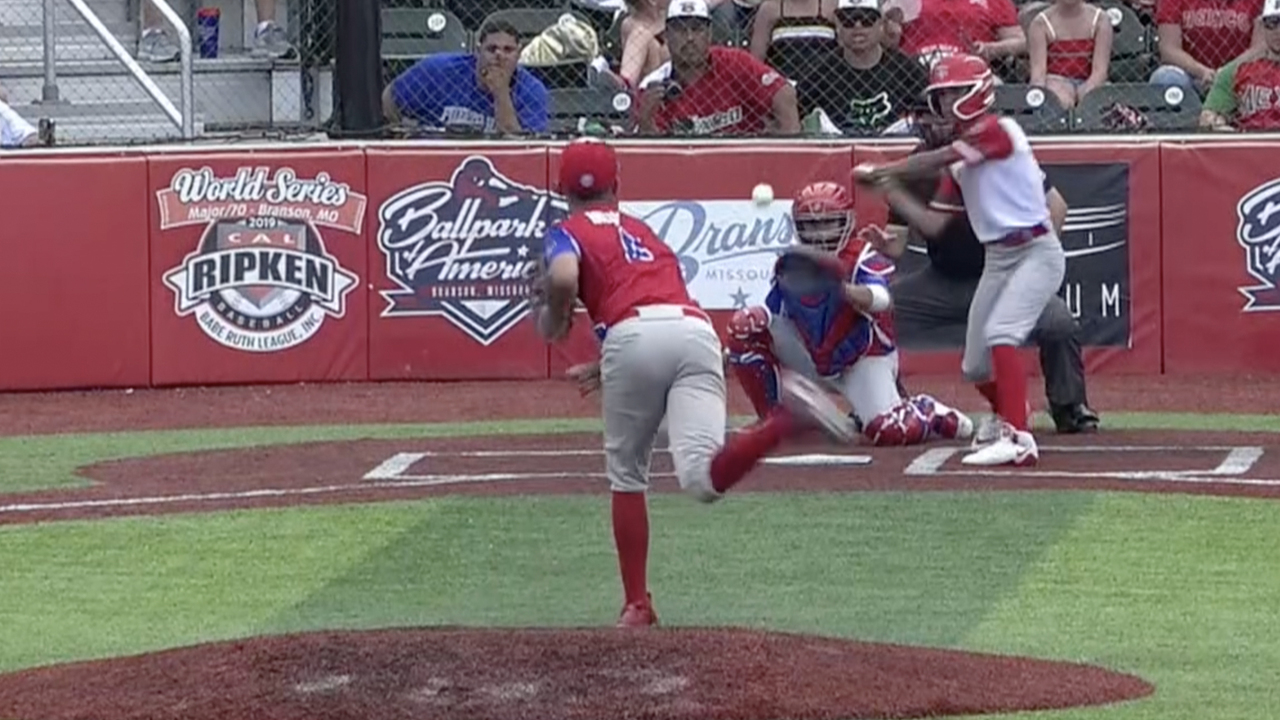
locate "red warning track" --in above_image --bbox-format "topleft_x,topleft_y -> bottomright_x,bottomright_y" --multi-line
4,430 -> 1277,526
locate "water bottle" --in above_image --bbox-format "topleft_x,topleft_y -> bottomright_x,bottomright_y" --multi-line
196,7 -> 220,59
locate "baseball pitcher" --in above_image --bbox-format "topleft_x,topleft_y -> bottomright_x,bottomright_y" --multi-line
855,53 -> 1068,467
726,181 -> 974,446
535,138 -> 854,629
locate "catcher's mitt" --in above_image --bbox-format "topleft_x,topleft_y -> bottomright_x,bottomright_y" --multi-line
774,246 -> 847,296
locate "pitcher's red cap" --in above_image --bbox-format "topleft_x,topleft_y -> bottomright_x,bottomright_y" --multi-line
558,138 -> 618,199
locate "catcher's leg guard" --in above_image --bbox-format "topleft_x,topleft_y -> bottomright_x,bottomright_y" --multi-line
725,306 -> 780,419
862,399 -> 931,446
909,394 -> 975,441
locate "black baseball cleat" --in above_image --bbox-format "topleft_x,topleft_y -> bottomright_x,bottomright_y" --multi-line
1051,404 -> 1100,434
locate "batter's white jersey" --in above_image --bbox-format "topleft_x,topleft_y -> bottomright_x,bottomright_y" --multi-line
947,116 -> 1050,243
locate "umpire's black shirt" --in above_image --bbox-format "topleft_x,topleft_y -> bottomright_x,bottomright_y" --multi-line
886,149 -> 1054,281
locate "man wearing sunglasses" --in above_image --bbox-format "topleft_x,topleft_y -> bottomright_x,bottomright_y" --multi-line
796,0 -> 930,136
635,0 -> 802,135
1200,0 -> 1280,130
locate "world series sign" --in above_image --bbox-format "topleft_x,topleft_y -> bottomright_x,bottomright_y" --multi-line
157,167 -> 365,353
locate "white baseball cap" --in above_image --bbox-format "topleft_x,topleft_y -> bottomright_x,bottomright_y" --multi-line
1264,0 -> 1280,18
837,0 -> 881,11
668,0 -> 712,20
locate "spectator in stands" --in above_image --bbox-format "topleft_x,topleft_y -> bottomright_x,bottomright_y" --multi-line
0,87 -> 42,148
618,0 -> 672,88
138,0 -> 293,62
1199,0 -> 1280,130
636,0 -> 801,134
796,0 -> 929,134
1027,0 -> 1113,107
1151,0 -> 1266,94
382,19 -> 550,134
886,0 -> 1026,68
749,0 -> 839,83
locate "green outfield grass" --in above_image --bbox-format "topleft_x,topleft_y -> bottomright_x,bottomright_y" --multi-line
1,413 -> 1278,720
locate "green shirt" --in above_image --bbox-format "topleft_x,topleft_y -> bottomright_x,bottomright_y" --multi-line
1204,57 -> 1248,116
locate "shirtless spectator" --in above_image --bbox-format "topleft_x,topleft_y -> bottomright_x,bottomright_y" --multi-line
1151,0 -> 1266,94
886,0 -> 1026,68
1199,0 -> 1280,129
636,0 -> 801,135
1028,0 -> 1113,107
618,0 -> 672,89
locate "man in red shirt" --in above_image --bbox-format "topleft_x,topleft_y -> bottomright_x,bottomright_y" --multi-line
536,138 -> 853,628
634,0 -> 801,135
1152,0 -> 1265,92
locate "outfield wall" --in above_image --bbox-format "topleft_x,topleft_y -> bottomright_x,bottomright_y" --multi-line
2,137 -> 1277,391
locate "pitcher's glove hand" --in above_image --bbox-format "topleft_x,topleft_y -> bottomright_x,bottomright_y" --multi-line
775,246 -> 847,295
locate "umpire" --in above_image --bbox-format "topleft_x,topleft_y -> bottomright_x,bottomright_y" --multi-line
878,111 -> 1100,434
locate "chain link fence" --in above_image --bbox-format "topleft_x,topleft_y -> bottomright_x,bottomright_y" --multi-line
0,0 -> 336,147
378,0 -> 1280,138
3,0 -> 1275,146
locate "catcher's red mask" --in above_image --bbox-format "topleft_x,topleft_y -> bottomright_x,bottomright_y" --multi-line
790,181 -> 856,253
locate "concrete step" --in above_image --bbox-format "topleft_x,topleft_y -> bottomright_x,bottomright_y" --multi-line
50,114 -> 208,144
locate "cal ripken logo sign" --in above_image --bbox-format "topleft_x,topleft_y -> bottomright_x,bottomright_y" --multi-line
376,156 -> 568,345
1236,177 -> 1280,311
158,167 -> 365,352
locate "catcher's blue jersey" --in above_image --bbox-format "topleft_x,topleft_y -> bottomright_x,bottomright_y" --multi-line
765,239 -> 897,377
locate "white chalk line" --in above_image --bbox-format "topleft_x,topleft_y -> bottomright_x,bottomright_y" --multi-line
904,446 -> 1271,485
6,445 -> 1274,517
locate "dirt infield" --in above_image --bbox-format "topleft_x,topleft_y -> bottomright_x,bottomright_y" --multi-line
1,373 -> 1276,435
0,429 -> 1271,526
0,627 -> 1154,720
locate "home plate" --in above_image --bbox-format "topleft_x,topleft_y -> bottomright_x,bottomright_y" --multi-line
763,454 -> 873,466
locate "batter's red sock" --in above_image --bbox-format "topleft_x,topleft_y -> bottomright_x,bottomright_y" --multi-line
709,408 -> 794,493
611,492 -> 649,606
976,381 -> 999,412
990,345 -> 1029,431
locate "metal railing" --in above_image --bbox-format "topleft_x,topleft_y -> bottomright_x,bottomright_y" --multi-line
42,0 -> 195,139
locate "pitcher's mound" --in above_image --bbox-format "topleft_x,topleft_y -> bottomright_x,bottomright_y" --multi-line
0,627 -> 1153,720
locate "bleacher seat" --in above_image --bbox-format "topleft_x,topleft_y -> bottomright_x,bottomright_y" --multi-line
1072,82 -> 1201,131
1098,1 -> 1155,82
449,0 -> 573,32
381,8 -> 471,82
994,83 -> 1072,133
548,86 -> 634,133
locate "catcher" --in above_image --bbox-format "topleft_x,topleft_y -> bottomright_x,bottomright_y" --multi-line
726,181 -> 975,445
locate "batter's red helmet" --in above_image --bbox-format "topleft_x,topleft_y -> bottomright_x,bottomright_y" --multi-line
791,182 -> 856,252
925,54 -> 995,124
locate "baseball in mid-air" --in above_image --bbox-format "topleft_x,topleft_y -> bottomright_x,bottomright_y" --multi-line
752,183 -> 774,206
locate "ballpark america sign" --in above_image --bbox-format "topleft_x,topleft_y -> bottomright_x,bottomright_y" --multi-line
374,156 -> 796,346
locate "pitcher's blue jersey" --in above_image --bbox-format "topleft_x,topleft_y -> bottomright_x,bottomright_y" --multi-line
765,239 -> 896,377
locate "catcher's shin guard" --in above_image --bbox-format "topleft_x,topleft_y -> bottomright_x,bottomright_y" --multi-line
862,399 -> 931,446
725,306 -> 780,419
911,394 -> 974,441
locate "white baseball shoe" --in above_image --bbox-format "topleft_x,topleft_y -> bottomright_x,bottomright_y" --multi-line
970,402 -> 1033,449
779,369 -> 857,444
961,423 -> 1038,466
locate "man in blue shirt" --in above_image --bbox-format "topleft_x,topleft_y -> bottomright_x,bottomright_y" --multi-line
382,19 -> 550,134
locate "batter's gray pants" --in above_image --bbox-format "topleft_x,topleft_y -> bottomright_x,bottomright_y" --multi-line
890,245 -> 1087,411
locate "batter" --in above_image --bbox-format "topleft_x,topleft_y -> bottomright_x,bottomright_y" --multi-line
855,53 -> 1067,467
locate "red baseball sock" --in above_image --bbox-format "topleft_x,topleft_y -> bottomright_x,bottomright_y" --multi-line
611,491 -> 649,606
709,408 -> 794,493
975,380 -> 999,412
990,345 -> 1029,431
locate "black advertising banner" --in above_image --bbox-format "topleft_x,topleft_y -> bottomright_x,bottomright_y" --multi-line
893,162 -> 1131,349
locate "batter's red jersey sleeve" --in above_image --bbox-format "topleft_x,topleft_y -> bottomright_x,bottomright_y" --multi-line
952,115 -> 1015,165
